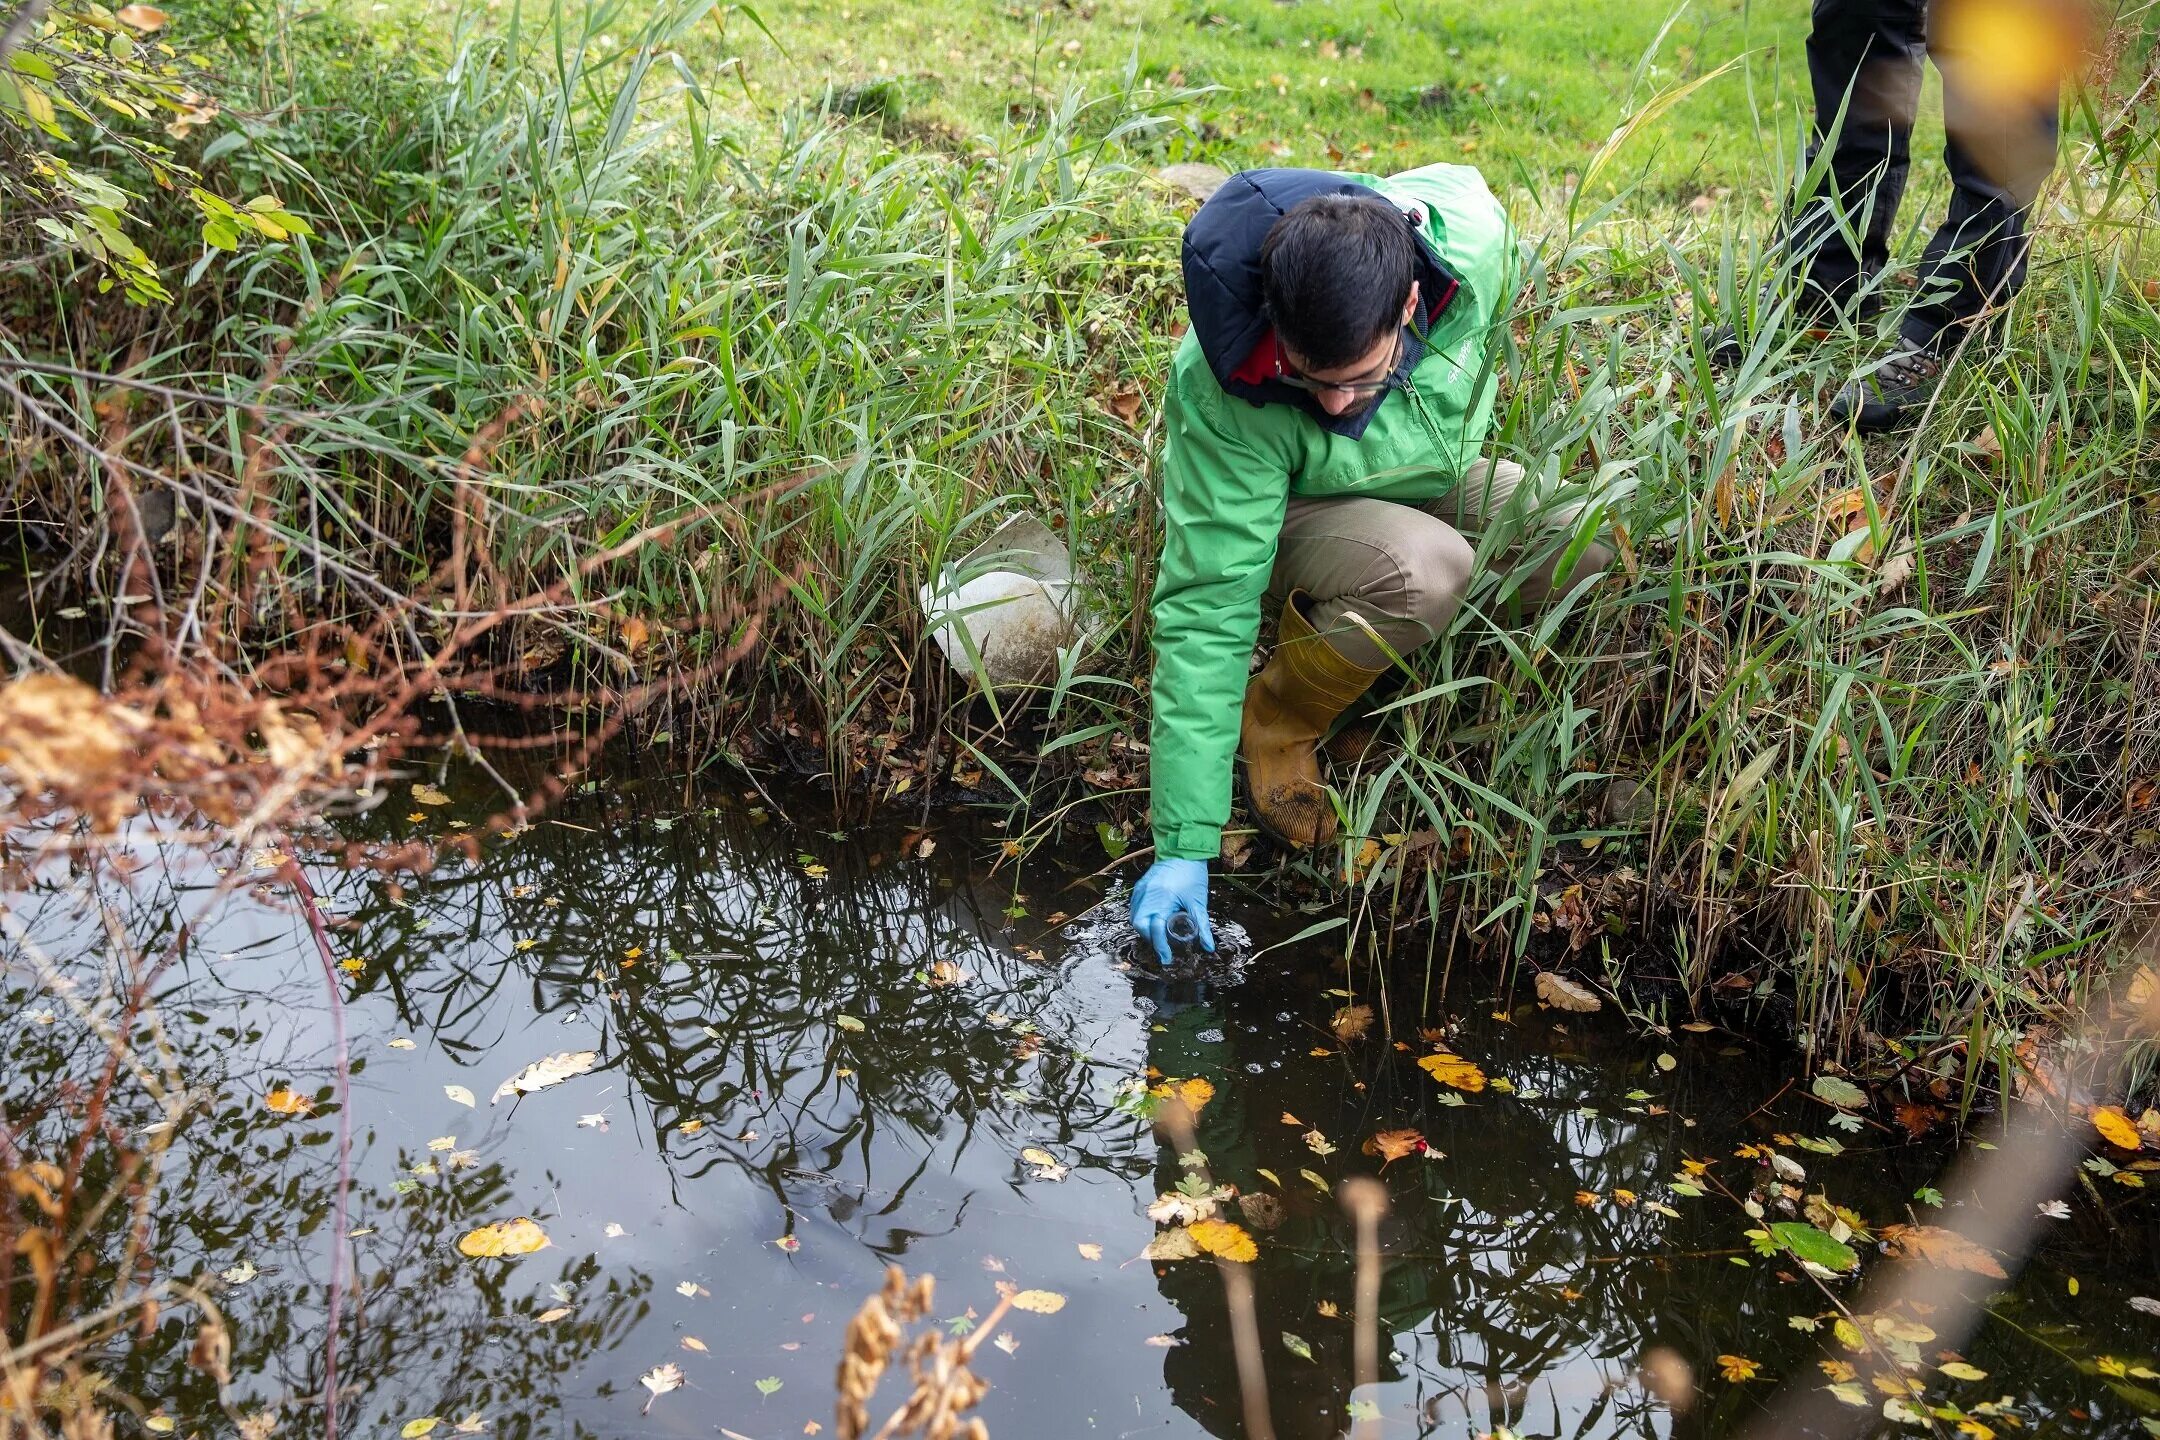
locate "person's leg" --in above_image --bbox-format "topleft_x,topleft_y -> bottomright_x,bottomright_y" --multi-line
1438,459 -> 1616,621
1902,0 -> 2061,347
1244,499 -> 1473,846
1268,498 -> 1475,668
1791,0 -> 1930,310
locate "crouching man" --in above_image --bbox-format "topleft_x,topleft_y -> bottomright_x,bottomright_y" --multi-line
1129,164 -> 1613,965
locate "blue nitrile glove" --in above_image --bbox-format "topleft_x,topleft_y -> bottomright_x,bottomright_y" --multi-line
1130,858 -> 1215,969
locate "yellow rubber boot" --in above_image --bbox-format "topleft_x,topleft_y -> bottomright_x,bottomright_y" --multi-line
1239,593 -> 1388,849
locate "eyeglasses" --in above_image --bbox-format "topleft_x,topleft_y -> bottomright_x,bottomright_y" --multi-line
1274,326 -> 1406,399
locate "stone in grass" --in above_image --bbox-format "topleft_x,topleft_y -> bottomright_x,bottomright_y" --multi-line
1156,163 -> 1230,205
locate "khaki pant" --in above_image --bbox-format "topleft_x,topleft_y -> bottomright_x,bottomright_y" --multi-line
1271,457 -> 1617,668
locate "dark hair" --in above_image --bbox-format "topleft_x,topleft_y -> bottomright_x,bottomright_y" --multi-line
1258,195 -> 1415,372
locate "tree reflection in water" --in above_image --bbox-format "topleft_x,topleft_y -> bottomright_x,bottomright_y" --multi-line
7,746 -> 2159,1439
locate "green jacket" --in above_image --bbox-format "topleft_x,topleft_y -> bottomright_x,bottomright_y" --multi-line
1148,164 -> 1516,861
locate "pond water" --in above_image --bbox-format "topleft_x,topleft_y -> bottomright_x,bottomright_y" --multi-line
9,740 -> 2160,1440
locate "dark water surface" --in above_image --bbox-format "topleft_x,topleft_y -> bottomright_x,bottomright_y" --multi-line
9,744 -> 2160,1440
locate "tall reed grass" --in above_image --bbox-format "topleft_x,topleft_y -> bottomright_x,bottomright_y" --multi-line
3,0 -> 2156,1062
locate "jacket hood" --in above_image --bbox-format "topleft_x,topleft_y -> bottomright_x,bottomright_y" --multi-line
1179,168 -> 1462,438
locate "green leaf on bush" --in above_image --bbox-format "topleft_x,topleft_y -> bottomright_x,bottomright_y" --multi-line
1769,1221 -> 1859,1273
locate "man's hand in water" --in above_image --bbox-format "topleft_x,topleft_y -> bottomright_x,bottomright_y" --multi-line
1129,858 -> 1215,968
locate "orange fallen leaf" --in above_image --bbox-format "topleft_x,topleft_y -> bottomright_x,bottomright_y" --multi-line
264,1086 -> 312,1115
1879,1224 -> 2007,1279
1362,1128 -> 1425,1165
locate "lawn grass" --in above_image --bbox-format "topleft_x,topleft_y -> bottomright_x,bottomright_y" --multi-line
3,0 -> 2157,1081
723,0 -> 1946,205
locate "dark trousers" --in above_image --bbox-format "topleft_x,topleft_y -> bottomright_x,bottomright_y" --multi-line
1789,0 -> 2060,348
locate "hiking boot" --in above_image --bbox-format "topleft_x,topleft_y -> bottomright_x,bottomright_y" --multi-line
1240,593 -> 1387,850
1828,337 -> 1947,433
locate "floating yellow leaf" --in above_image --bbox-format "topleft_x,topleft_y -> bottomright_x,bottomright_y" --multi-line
264,1086 -> 311,1115
1076,1243 -> 1102,1261
1148,1077 -> 1215,1115
1717,1354 -> 1760,1383
1833,1317 -> 1865,1352
681,1336 -> 708,1353
1417,1051 -> 1486,1092
2093,1105 -> 2143,1151
1189,1219 -> 1259,1263
444,1085 -> 476,1108
1009,1289 -> 1066,1314
1819,1359 -> 1856,1383
402,1421 -> 440,1439
457,1218 -> 551,1258
535,1307 -> 572,1324
145,1419 -> 175,1434
1939,1360 -> 1988,1381
412,782 -> 452,806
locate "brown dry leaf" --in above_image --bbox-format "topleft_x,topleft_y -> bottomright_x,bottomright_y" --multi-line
457,1218 -> 551,1259
1143,1228 -> 1200,1262
1279,1111 -> 1304,1126
1330,1004 -> 1374,1042
0,674 -> 139,798
1417,1051 -> 1486,1092
1819,486 -> 1877,561
263,1086 -> 312,1115
618,616 -> 651,655
534,1307 -> 572,1324
1874,542 -> 1916,595
114,3 -> 169,27
680,1336 -> 708,1353
1075,1242 -> 1103,1261
1534,972 -> 1602,1013
1189,1219 -> 1259,1263
1712,462 -> 1736,528
1101,388 -> 1145,427
2092,1106 -> 2143,1151
1893,1101 -> 1943,1139
1363,1128 -> 1426,1165
1972,424 -> 2002,468
1009,1289 -> 1066,1314
1879,1224 -> 2008,1279
1237,1193 -> 1285,1232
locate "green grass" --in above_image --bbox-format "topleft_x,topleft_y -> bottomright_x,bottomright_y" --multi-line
724,0 -> 1928,203
3,0 -> 2158,1083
